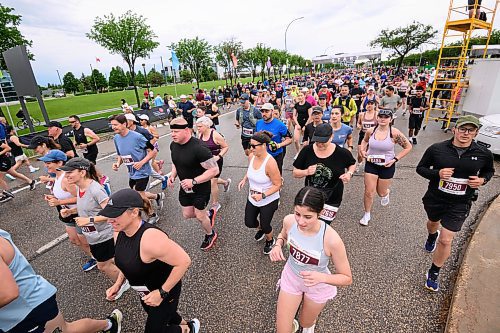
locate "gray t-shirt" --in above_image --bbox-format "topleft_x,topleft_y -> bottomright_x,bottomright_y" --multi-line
380,94 -> 402,112
76,180 -> 112,245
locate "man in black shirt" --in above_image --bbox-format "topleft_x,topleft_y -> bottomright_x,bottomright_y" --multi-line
177,95 -> 196,130
416,115 -> 494,292
44,121 -> 78,159
168,117 -> 220,251
407,86 -> 429,145
68,115 -> 100,164
302,107 -> 325,146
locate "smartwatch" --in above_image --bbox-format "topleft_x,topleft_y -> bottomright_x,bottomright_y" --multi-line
261,192 -> 267,199
89,217 -> 95,223
192,179 -> 198,185
159,287 -> 169,299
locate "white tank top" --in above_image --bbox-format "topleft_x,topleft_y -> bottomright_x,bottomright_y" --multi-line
52,173 -> 77,209
247,154 -> 280,207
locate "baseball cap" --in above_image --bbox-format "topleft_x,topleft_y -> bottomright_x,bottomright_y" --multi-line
367,86 -> 375,91
180,94 -> 187,99
44,121 -> 63,129
318,94 -> 327,100
204,95 -> 211,100
28,135 -> 50,149
366,99 -> 376,104
99,189 -> 144,218
311,106 -> 323,114
57,157 -> 92,172
311,123 -> 333,143
321,84 -> 327,88
260,103 -> 274,111
38,149 -> 67,162
378,109 -> 393,117
285,86 -> 291,90
138,114 -> 149,121
125,113 -> 139,123
456,115 -> 480,128
301,87 -> 309,92
271,91 -> 276,95
240,93 -> 249,101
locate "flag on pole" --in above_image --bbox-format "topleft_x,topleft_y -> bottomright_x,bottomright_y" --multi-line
231,53 -> 238,68
171,50 -> 180,71
266,57 -> 272,69
95,57 -> 101,62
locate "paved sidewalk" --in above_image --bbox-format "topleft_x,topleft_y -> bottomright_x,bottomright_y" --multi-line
446,194 -> 500,333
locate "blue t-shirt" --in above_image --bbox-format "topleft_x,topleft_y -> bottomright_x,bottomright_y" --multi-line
256,118 -> 288,156
321,106 -> 332,122
114,130 -> 152,179
0,123 -> 6,141
177,101 -> 195,119
331,124 -> 353,147
154,96 -> 164,107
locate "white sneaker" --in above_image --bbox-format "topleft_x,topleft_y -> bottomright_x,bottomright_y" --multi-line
359,214 -> 370,226
212,202 -> 221,212
29,167 -> 40,173
189,318 -> 200,333
223,178 -> 232,192
112,280 -> 130,301
292,319 -> 300,333
303,324 -> 316,333
381,190 -> 390,206
6,174 -> 16,181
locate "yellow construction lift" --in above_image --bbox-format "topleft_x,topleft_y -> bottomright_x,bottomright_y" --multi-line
425,0 -> 499,131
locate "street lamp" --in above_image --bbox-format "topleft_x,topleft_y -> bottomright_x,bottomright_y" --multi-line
285,16 -> 304,79
142,63 -> 150,100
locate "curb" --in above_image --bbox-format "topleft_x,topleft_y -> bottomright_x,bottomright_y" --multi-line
445,194 -> 500,333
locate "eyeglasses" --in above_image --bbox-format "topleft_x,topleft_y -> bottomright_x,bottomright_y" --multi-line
457,127 -> 477,134
249,143 -> 265,149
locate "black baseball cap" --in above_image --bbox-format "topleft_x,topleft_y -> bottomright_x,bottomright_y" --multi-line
99,188 -> 144,218
311,106 -> 323,114
311,123 -> 333,143
28,135 -> 50,149
366,99 -> 377,104
57,157 -> 92,171
318,94 -> 327,100
44,121 -> 63,129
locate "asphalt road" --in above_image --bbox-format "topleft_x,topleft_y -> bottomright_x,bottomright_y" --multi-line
1,109 -> 499,333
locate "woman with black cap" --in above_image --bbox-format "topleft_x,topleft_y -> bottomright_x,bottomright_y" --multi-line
238,131 -> 282,255
99,188 -> 200,333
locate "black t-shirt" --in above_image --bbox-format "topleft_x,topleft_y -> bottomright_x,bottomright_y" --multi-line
205,104 -> 220,125
302,122 -> 324,143
170,137 -> 213,193
293,144 -> 355,205
294,101 -> 312,127
54,135 -> 78,157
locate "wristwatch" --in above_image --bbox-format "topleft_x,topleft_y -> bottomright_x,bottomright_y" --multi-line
89,217 -> 95,223
261,192 -> 267,199
347,171 -> 354,177
159,287 -> 169,299
192,179 -> 198,185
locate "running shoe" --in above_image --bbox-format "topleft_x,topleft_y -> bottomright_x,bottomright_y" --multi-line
207,208 -> 217,227
99,175 -> 109,186
359,215 -> 370,226
302,325 -> 316,333
157,159 -> 165,171
223,178 -> 232,192
147,213 -> 159,225
212,202 -> 221,212
200,231 -> 218,251
3,190 -> 14,198
188,318 -> 200,333
29,166 -> 40,173
412,137 -> 417,145
29,180 -> 36,191
292,319 -> 299,333
161,176 -> 168,191
155,192 -> 165,210
424,230 -> 440,253
104,309 -> 123,333
425,271 -> 440,292
103,183 -> 112,196
0,194 -> 13,203
112,280 -> 130,301
254,229 -> 265,242
82,258 -> 97,272
380,190 -> 390,206
6,174 -> 16,181
263,238 -> 276,255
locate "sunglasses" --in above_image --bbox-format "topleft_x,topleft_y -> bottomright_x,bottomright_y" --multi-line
249,143 -> 265,149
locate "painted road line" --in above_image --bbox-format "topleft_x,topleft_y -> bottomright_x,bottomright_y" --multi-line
35,233 -> 68,256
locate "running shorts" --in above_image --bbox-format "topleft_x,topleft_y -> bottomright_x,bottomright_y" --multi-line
409,114 -> 424,130
129,177 -> 150,192
89,238 -> 115,262
422,191 -> 472,232
178,189 -> 210,210
6,294 -> 59,333
364,161 -> 396,179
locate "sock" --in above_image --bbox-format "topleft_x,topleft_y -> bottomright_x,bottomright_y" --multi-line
104,319 -> 113,330
427,231 -> 439,242
364,212 -> 371,221
429,263 -> 441,279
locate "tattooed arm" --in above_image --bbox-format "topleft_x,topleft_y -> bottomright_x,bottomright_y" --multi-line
393,128 -> 412,160
197,157 -> 220,182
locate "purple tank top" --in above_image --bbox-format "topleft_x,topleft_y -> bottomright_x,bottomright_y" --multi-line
200,129 -> 221,156
367,126 -> 395,164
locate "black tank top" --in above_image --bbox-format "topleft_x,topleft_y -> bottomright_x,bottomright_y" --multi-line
115,222 -> 182,296
73,126 -> 98,155
7,137 -> 24,157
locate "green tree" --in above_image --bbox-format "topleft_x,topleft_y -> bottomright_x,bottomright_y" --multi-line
214,38 -> 243,86
87,10 -> 159,105
172,37 -> 212,88
91,69 -> 107,92
254,43 -> 271,81
370,21 -> 437,73
135,71 -> 145,85
148,68 -> 164,86
0,5 -> 33,68
269,49 -> 288,80
62,72 -> 80,94
201,66 -> 217,82
80,73 -> 93,91
239,48 -> 259,82
179,69 -> 193,83
109,66 -> 128,89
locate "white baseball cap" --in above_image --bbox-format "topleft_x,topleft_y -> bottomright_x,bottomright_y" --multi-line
138,114 -> 149,121
124,113 -> 138,123
180,94 -> 187,99
301,87 -> 309,92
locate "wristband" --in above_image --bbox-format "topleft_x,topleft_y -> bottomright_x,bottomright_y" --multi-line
394,157 -> 399,162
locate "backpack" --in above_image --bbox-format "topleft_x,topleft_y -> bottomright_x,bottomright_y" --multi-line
238,106 -> 258,127
479,11 -> 487,21
334,96 -> 352,112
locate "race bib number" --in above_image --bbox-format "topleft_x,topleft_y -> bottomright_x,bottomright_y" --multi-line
412,107 -> 422,115
120,154 -> 134,166
131,285 -> 151,298
438,177 -> 468,195
242,127 -> 254,136
353,96 -> 359,101
289,242 -> 319,266
363,122 -> 375,130
81,223 -> 98,236
319,204 -> 339,222
250,188 -> 263,196
368,154 -> 386,165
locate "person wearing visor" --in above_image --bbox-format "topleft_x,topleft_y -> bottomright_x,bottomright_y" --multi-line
416,115 -> 494,292
99,189 -> 200,333
293,123 -> 356,224
359,109 -> 412,226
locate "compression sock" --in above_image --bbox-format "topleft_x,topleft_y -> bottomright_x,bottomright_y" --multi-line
427,231 -> 439,243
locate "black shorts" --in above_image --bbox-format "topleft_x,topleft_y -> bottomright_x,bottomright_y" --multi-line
468,0 -> 481,10
272,152 -> 284,174
178,189 -> 210,210
364,161 -> 396,179
129,176 -> 149,192
358,131 -> 366,145
89,238 -> 115,262
409,114 -> 424,130
8,294 -> 59,333
422,192 -> 472,232
241,136 -> 251,150
83,152 -> 98,165
398,91 -> 406,99
0,155 -> 12,172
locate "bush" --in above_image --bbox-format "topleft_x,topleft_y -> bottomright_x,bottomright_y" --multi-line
108,87 -> 124,92
75,91 -> 98,96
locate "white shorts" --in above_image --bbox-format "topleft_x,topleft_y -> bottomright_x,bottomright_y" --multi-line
14,154 -> 28,162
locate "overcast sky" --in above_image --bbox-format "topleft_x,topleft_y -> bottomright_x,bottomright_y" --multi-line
5,0 -> 500,85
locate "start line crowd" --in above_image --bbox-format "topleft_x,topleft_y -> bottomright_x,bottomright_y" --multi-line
0,66 -> 496,333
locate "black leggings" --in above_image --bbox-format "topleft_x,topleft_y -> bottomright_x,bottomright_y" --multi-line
244,198 -> 279,234
141,294 -> 183,333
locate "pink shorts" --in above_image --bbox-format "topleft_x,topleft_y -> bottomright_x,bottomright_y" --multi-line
285,111 -> 294,119
278,263 -> 337,304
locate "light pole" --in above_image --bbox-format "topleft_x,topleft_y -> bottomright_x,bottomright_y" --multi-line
56,70 -> 65,96
285,16 -> 304,79
142,63 -> 150,100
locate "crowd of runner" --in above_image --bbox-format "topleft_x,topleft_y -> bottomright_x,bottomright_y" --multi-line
0,65 -> 495,333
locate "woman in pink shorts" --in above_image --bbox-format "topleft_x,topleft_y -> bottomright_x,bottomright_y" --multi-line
270,186 -> 352,333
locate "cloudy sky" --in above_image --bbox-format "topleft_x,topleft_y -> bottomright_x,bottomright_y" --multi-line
5,0 -> 500,85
